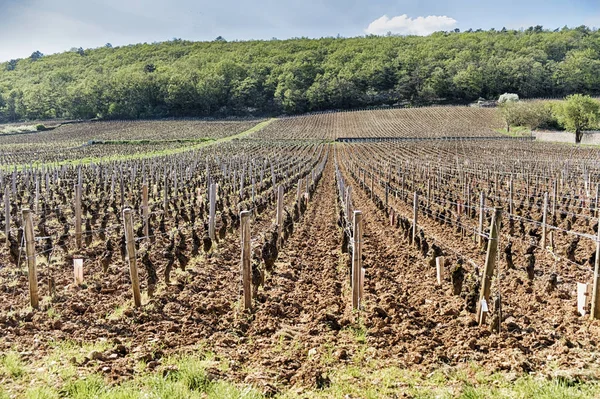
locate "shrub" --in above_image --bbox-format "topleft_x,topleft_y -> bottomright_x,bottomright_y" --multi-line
498,93 -> 519,104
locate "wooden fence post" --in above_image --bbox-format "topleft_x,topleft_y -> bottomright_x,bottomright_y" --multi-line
240,211 -> 251,310
352,210 -> 363,310
22,209 -> 39,309
74,184 -> 82,249
477,207 -> 502,325
123,208 -> 142,308
412,192 -> 418,245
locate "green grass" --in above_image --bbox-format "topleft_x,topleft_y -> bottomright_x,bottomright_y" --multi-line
1,345 -> 600,398
0,351 -> 26,378
495,126 -> 532,137
283,364 -> 600,398
0,124 -> 38,135
2,333 -> 600,399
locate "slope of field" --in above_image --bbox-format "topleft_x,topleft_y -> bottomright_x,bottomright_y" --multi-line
254,107 -> 504,140
0,119 -> 263,166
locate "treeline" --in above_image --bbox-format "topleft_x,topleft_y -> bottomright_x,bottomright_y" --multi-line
1,26 -> 600,121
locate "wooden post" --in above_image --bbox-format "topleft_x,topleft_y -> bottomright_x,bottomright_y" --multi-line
385,183 -> 389,209
22,209 -> 39,309
412,192 -> 418,245
596,183 -> 600,218
541,192 -> 548,249
34,179 -> 39,214
276,185 -> 284,246
345,186 -> 352,218
4,186 -> 9,240
509,177 -> 513,215
436,256 -> 444,285
352,210 -> 363,310
74,184 -> 82,249
553,179 -> 558,216
477,207 -> 502,325
123,209 -> 142,308
240,211 -> 252,310
590,218 -> 600,319
478,192 -> 485,246
209,183 -> 216,241
119,171 -> 125,209
142,183 -> 149,239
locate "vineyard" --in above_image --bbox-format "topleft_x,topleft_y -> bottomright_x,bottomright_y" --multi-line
2,108 -> 600,398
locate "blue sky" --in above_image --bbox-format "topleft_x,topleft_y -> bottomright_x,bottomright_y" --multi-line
0,0 -> 599,61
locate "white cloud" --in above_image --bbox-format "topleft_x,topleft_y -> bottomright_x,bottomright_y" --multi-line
365,14 -> 458,36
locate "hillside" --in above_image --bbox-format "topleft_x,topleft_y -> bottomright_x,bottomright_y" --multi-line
255,106 -> 504,140
1,27 -> 600,121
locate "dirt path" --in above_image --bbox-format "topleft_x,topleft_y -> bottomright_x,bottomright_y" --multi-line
219,149 -> 357,390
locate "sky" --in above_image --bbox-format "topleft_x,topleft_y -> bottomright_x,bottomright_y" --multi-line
0,0 -> 599,61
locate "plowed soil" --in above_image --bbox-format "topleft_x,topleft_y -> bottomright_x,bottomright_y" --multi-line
2,149 -> 600,394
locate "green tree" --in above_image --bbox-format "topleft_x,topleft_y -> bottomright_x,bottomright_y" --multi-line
553,94 -> 600,143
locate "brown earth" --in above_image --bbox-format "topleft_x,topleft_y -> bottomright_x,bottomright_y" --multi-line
1,149 -> 600,394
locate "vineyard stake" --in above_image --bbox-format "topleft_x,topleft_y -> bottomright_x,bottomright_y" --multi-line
509,176 -> 513,215
553,179 -> 558,216
541,192 -> 548,249
596,183 -> 600,218
477,207 -> 502,325
591,217 -> 600,319
34,178 -> 39,214
385,183 -> 389,209
240,211 -> 251,310
345,186 -> 352,218
209,182 -> 216,241
142,183 -> 149,239
352,210 -> 363,310
436,256 -> 444,285
22,209 -> 39,309
4,186 -> 9,242
478,191 -> 485,246
123,208 -> 142,308
74,184 -> 82,249
427,179 -> 431,207
412,192 -> 418,245
276,185 -> 284,247
119,170 -> 125,209
163,173 -> 168,214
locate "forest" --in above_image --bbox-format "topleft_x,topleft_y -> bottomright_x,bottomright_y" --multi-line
1,26 -> 600,121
